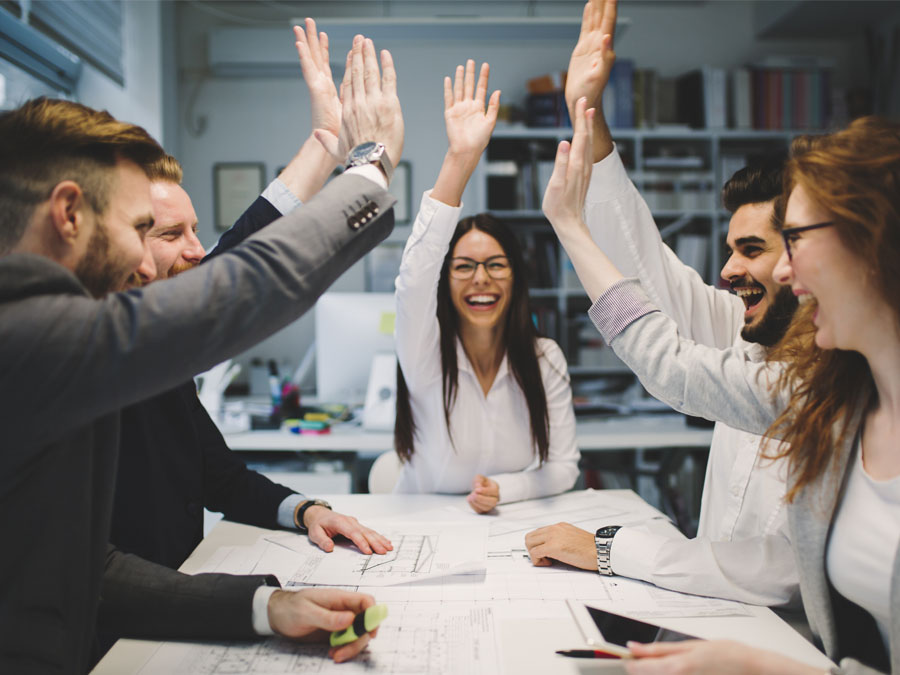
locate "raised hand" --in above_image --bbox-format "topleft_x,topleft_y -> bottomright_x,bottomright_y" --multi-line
566,0 -> 618,114
315,36 -> 404,176
444,60 -> 501,161
542,97 -> 595,237
431,59 -> 500,206
294,18 -> 340,138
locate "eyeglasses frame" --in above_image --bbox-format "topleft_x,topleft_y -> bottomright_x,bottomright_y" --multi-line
448,255 -> 513,280
780,221 -> 835,260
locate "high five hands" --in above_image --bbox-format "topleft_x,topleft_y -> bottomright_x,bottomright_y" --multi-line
315,35 -> 404,179
566,0 -> 618,162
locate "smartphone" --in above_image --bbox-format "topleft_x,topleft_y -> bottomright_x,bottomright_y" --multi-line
567,600 -> 699,657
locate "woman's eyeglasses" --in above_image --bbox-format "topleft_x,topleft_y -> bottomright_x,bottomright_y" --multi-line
780,221 -> 835,260
449,255 -> 512,280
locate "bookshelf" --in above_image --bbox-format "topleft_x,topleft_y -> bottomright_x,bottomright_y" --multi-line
480,125 -> 804,408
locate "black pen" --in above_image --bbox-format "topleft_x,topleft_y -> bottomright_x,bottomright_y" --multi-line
556,648 -> 626,659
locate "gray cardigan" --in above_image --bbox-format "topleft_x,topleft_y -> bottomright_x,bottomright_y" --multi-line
589,278 -> 899,675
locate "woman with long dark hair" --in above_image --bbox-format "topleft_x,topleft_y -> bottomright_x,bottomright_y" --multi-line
545,102 -> 900,674
392,60 -> 579,511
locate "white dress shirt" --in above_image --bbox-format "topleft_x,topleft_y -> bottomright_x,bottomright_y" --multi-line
393,192 -> 580,504
588,148 -> 799,606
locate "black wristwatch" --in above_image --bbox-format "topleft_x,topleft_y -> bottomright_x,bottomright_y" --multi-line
294,498 -> 332,532
345,141 -> 394,183
595,525 -> 622,576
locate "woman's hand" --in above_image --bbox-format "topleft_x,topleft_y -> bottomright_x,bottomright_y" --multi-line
624,640 -> 823,675
466,474 -> 500,513
431,60 -> 500,206
444,60 -> 501,161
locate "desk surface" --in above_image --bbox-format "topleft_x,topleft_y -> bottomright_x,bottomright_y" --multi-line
94,492 -> 831,675
224,414 -> 714,456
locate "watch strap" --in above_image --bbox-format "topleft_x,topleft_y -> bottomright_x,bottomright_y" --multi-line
294,498 -> 332,532
595,526 -> 622,576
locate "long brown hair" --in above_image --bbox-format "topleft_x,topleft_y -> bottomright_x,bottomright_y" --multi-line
394,213 -> 552,464
766,117 -> 900,501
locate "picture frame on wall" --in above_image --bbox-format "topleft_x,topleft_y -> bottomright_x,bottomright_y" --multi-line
213,162 -> 265,231
389,160 -> 412,225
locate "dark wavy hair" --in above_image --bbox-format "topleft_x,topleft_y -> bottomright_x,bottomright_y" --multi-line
394,213 -> 551,464
766,117 -> 900,501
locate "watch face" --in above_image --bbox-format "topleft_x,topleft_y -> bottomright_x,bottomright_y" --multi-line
595,526 -> 621,538
349,141 -> 377,163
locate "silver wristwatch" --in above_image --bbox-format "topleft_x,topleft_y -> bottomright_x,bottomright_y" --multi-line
595,525 -> 622,576
345,141 -> 394,183
294,498 -> 332,532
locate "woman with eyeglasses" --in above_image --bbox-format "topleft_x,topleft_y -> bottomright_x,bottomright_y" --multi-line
546,103 -> 899,673
392,60 -> 579,511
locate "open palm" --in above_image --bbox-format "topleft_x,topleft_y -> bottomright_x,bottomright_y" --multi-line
444,60 -> 500,158
294,19 -> 341,136
565,0 -> 618,112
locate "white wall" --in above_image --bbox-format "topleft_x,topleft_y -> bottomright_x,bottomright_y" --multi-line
77,0 -> 164,143
173,1 -> 861,390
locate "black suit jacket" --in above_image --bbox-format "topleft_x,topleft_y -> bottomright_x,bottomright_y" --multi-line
110,196 -> 295,570
0,175 -> 394,673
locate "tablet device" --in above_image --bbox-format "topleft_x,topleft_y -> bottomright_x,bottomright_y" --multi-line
567,601 -> 699,657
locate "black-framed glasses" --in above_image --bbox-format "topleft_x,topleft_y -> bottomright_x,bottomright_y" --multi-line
449,255 -> 512,280
780,221 -> 835,260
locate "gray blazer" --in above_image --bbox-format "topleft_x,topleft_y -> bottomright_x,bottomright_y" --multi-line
590,278 -> 899,674
0,174 -> 394,674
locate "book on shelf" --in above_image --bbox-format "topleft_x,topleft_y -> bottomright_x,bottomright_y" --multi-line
676,66 -> 726,129
731,68 -> 753,129
527,70 -> 567,95
750,65 -> 833,130
526,91 -> 570,128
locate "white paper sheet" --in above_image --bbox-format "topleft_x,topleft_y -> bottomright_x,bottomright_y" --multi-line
137,603 -> 499,675
261,522 -> 487,587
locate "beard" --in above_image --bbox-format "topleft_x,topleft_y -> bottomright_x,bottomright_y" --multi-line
741,284 -> 799,347
74,220 -> 123,298
167,259 -> 198,278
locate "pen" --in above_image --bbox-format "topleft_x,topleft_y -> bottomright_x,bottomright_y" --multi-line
556,649 -> 625,659
330,604 -> 388,647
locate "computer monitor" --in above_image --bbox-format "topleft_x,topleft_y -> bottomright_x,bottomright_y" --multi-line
315,292 -> 396,404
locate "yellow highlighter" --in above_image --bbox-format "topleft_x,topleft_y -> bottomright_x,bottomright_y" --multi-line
330,604 -> 388,647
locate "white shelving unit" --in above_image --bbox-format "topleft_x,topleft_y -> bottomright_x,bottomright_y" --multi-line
480,124 -> 805,385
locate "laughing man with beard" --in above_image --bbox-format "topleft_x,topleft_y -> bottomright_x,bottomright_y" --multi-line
524,0 -> 801,610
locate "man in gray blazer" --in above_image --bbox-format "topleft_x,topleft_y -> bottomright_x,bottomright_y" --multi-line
0,34 -> 402,673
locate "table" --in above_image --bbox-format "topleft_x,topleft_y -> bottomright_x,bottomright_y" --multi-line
227,414 -> 715,528
93,492 -> 833,675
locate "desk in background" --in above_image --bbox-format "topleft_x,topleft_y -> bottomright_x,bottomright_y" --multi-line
93,491 -> 832,675
225,414 -> 714,530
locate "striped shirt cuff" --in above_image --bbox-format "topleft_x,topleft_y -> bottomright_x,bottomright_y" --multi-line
262,178 -> 303,215
587,277 -> 659,343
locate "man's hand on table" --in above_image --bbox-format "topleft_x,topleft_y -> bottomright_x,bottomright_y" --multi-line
303,506 -> 393,555
268,588 -> 378,663
524,522 -> 597,570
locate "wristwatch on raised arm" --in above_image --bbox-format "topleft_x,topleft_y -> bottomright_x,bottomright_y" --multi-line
595,526 -> 622,576
294,498 -> 333,532
345,141 -> 394,183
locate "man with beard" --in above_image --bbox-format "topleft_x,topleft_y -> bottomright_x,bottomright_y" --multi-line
524,0 -> 800,608
0,31 -> 402,673
109,21 -> 390,581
